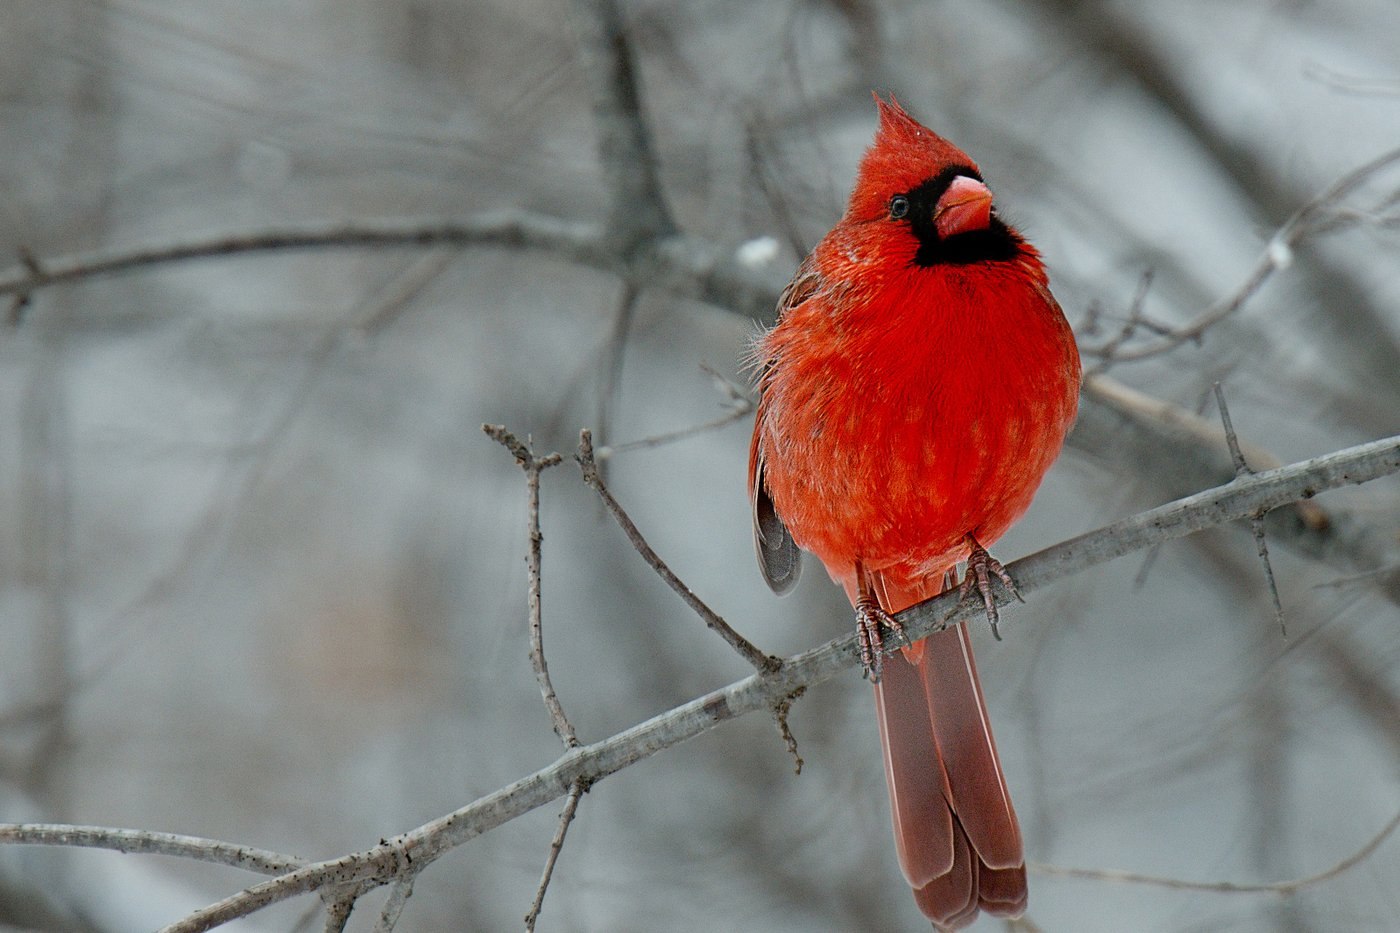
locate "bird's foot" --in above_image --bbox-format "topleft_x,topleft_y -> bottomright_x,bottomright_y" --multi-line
951,536 -> 1024,640
855,594 -> 909,682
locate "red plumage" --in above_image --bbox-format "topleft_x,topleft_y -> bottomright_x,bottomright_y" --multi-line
749,95 -> 1080,929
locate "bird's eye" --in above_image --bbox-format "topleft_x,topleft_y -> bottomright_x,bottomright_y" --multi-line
888,196 -> 910,220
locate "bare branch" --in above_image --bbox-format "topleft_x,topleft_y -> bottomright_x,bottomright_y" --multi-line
573,0 -> 677,251
1035,0 -> 1400,391
371,878 -> 415,933
0,214 -> 785,333
352,249 -> 458,336
576,428 -> 780,673
595,364 -> 754,459
150,434 -> 1400,933
0,823 -> 304,875
485,425 -> 587,929
1082,268 -> 1158,375
482,425 -> 575,747
0,214 -> 611,299
1075,375 -> 1359,576
1032,806 -> 1400,895
1213,384 -> 1286,634
524,779 -> 587,932
1212,383 -> 1250,478
771,688 -> 806,775
1083,147 -> 1400,365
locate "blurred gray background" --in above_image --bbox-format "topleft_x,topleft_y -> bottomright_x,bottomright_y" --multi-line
2,1 -> 1399,930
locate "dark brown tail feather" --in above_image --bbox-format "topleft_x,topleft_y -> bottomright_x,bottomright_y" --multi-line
872,577 -> 1026,928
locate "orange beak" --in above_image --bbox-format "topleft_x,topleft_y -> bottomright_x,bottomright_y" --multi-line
933,175 -> 993,238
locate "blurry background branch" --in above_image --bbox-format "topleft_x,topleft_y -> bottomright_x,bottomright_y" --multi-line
3,2 -> 1399,931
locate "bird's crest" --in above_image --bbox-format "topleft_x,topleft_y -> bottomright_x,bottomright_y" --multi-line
846,94 -> 981,221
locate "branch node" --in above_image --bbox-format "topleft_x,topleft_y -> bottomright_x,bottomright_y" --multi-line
6,247 -> 43,326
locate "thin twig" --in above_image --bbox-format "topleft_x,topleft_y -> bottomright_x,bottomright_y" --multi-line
1084,268 -> 1157,375
1083,147 -> 1400,365
0,213 -> 784,327
0,215 -> 608,298
372,878 -> 416,933
1214,383 -> 1286,635
0,823 -> 304,875
1311,563 -> 1400,591
595,364 -> 754,459
524,779 -> 588,932
1213,383 -> 1250,475
483,425 -> 576,747
596,402 -> 753,457
1032,806 -> 1400,895
485,425 -> 588,930
147,434 -> 1400,933
576,428 -> 780,673
352,250 -> 458,337
594,282 -> 639,483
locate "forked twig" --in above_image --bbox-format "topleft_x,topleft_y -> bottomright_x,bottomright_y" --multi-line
484,424 -> 588,931
483,425 -> 576,745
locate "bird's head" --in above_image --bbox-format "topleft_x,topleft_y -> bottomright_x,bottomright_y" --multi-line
847,94 -> 1022,267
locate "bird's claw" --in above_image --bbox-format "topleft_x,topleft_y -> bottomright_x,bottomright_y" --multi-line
855,595 -> 908,682
950,536 -> 1023,641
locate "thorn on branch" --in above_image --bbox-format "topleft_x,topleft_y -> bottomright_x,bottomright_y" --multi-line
576,428 -> 782,673
1212,383 -> 1252,478
1213,385 -> 1287,636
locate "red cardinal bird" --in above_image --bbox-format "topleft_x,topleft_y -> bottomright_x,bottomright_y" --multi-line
748,96 -> 1080,928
